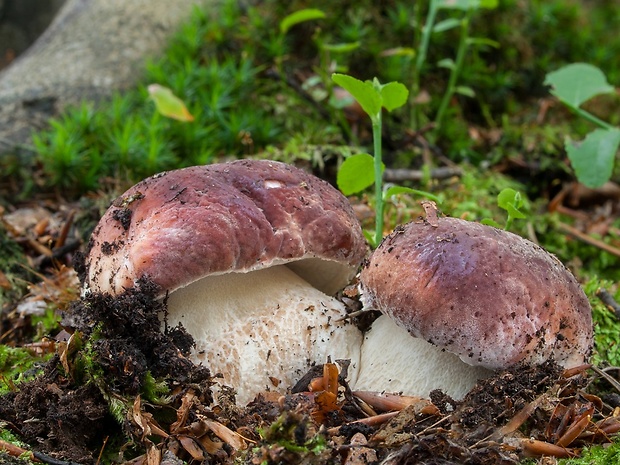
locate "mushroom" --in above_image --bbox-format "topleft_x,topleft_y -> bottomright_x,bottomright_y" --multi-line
84,159 -> 367,404
353,210 -> 593,400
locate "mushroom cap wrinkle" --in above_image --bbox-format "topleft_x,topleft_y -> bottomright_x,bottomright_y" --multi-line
360,217 -> 593,372
85,159 -> 366,296
84,159 -> 367,403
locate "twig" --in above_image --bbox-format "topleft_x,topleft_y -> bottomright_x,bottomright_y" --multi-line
591,366 -> 620,395
33,451 -> 85,465
556,221 -> 620,258
383,166 -> 462,183
596,288 -> 620,320
0,439 -> 38,462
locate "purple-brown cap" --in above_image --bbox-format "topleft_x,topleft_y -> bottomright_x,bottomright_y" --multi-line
85,159 -> 367,297
360,217 -> 593,370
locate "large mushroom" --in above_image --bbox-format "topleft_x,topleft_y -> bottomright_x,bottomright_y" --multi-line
353,207 -> 593,400
84,159 -> 367,404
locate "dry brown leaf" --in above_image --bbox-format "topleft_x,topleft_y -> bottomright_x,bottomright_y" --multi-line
179,436 -> 205,460
203,418 -> 248,450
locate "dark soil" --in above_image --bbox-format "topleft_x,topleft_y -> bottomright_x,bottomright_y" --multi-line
0,273 -> 607,464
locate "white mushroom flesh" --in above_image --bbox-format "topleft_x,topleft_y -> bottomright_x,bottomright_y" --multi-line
166,264 -> 362,405
351,315 -> 491,400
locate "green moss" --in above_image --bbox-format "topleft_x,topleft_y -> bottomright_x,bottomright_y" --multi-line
0,345 -> 49,395
559,438 -> 620,465
0,224 -> 35,308
14,0 -> 620,198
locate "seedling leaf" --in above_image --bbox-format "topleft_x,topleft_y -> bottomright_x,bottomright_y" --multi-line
337,153 -> 383,195
545,63 -> 615,108
380,47 -> 416,58
481,218 -> 503,228
466,37 -> 500,48
566,128 -> 620,188
332,74 -> 382,119
497,188 -> 526,219
436,0 -> 497,10
148,84 -> 194,122
437,58 -> 456,70
320,42 -> 360,53
432,18 -> 461,33
280,9 -> 326,35
379,82 -> 409,111
455,85 -> 475,97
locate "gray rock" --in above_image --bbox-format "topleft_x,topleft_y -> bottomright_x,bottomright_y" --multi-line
0,0 -> 210,152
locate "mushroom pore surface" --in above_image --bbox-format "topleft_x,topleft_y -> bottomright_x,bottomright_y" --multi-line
84,159 -> 367,403
359,217 -> 593,374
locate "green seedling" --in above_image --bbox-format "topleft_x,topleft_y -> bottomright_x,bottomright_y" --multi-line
410,0 -> 499,132
544,63 -> 620,188
481,187 -> 527,231
332,73 -> 439,247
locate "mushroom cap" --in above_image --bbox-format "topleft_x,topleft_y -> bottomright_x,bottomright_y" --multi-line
85,159 -> 367,296
359,217 -> 593,370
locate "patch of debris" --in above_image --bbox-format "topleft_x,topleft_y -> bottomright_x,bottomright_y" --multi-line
0,278 -> 213,464
1,270 -> 619,464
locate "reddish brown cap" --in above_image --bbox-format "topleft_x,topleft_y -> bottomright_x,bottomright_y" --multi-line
360,217 -> 593,370
85,159 -> 367,296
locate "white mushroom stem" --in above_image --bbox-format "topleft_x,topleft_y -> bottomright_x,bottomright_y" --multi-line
165,265 -> 362,405
351,315 -> 491,400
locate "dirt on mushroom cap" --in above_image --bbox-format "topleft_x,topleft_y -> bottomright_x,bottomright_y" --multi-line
360,217 -> 593,370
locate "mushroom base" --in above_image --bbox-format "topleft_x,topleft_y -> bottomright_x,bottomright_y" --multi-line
165,265 -> 362,405
351,315 -> 492,400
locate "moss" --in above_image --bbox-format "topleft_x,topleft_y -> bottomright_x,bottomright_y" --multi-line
0,224 -> 35,309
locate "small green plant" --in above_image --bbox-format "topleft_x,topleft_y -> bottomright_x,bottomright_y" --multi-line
481,187 -> 527,231
411,0 -> 499,133
331,73 -> 439,247
544,63 -> 620,188
277,8 -> 326,73
257,413 -> 328,456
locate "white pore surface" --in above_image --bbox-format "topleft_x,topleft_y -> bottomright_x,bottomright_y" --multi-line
351,315 -> 491,400
166,265 -> 362,405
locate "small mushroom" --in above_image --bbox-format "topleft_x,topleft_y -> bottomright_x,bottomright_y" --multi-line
84,159 -> 367,404
353,213 -> 593,400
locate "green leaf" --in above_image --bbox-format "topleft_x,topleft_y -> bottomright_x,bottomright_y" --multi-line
337,153 -> 380,196
147,84 -> 194,122
435,0 -> 480,10
481,218 -> 502,228
432,18 -> 461,33
544,63 -> 615,108
436,0 -> 494,10
566,128 -> 620,188
455,85 -> 475,97
384,185 -> 441,203
379,82 -> 409,112
280,9 -> 326,35
362,229 -> 377,247
437,58 -> 456,70
497,188 -> 526,219
380,47 -> 416,58
466,37 -> 500,48
320,42 -> 360,53
332,74 -> 382,119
